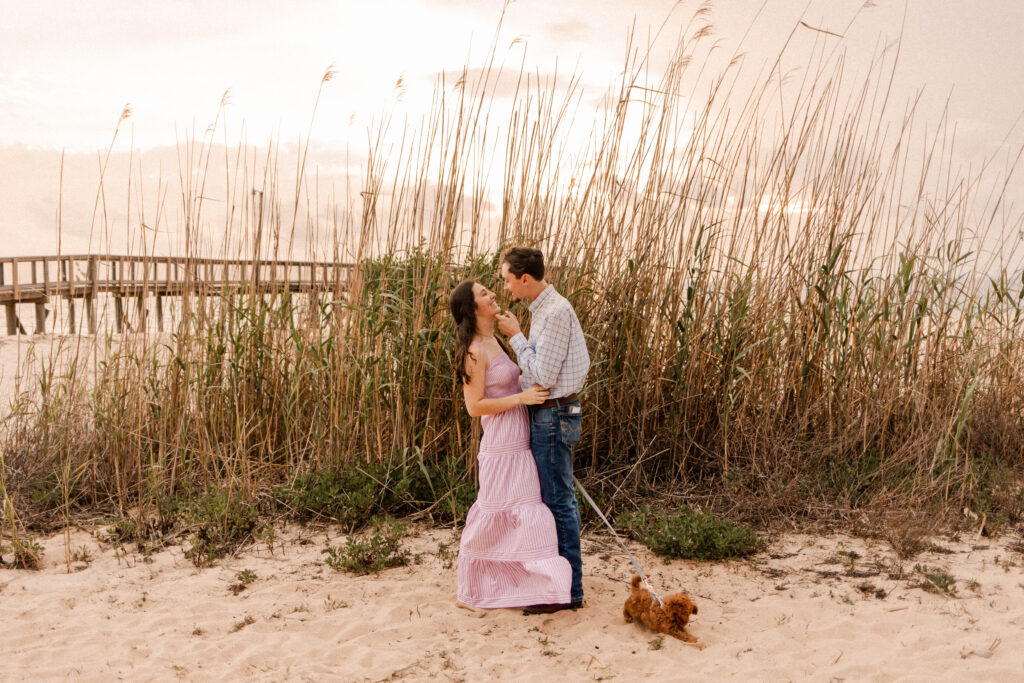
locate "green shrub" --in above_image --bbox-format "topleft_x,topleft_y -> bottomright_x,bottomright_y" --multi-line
100,510 -> 178,556
28,473 -> 63,511
618,506 -> 763,561
277,457 -> 475,530
183,486 -> 269,567
323,516 -> 410,574
968,456 -> 1024,533
278,468 -> 382,530
103,518 -> 141,546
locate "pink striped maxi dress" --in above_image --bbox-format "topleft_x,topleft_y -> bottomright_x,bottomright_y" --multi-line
457,344 -> 572,608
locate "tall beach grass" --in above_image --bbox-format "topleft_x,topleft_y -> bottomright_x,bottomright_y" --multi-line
2,10 -> 1023,557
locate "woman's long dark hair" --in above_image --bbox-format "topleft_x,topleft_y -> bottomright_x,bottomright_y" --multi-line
451,280 -> 479,385
450,279 -> 511,385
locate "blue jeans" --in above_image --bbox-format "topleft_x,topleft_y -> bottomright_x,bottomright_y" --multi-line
530,401 -> 583,603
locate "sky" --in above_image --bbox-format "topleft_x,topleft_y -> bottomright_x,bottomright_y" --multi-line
1,0 -> 1022,255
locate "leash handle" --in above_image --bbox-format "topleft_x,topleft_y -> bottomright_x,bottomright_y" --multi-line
573,476 -> 664,607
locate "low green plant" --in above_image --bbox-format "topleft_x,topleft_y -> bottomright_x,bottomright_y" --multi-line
436,540 -> 456,570
231,615 -> 255,632
323,516 -> 410,574
183,486 -> 268,567
914,564 -> 957,595
28,473 -> 63,510
70,545 -> 92,564
229,568 -> 258,595
277,458 -> 475,530
277,466 -> 387,530
100,514 -> 173,557
968,456 -> 1024,534
618,506 -> 763,561
11,536 -> 44,570
104,518 -> 141,546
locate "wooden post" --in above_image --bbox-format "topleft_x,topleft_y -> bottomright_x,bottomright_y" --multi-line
4,303 -> 16,335
85,297 -> 96,334
156,294 -> 164,332
86,256 -> 97,334
114,297 -> 124,333
34,301 -> 46,334
66,297 -> 76,334
137,295 -> 147,331
87,256 -> 96,295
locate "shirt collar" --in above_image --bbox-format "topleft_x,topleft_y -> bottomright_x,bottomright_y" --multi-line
529,284 -> 555,313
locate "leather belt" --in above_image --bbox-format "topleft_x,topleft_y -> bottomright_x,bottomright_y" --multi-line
533,393 -> 578,411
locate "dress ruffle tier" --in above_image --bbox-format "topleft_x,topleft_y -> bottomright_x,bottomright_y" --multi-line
458,446 -> 571,608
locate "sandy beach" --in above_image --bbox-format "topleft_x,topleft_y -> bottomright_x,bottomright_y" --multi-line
2,334 -> 1024,680
2,521 -> 1022,681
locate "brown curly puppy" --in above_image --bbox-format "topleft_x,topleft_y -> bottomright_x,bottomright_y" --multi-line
623,574 -> 699,643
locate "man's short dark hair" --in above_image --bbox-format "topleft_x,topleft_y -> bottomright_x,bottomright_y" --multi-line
502,247 -> 545,281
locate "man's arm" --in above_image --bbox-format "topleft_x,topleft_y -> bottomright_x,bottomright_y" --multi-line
508,307 -> 571,389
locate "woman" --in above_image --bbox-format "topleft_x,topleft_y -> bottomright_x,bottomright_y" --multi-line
450,279 -> 572,609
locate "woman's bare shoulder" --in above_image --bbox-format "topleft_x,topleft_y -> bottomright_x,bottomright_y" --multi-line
465,341 -> 490,370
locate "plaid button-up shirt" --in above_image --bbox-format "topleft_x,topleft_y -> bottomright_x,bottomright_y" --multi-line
509,284 -> 590,398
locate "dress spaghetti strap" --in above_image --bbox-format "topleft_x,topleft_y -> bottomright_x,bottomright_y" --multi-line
471,340 -> 494,362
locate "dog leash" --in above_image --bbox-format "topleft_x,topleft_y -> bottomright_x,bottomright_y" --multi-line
573,476 -> 664,608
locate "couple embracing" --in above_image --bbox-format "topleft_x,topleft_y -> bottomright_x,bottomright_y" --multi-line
450,247 -> 589,613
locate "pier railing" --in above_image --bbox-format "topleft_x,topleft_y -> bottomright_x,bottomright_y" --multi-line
0,255 -> 356,334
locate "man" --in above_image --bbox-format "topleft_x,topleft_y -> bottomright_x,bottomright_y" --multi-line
497,247 -> 590,614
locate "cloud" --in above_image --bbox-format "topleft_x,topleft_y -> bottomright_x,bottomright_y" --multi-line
545,20 -> 592,44
0,141 -> 374,257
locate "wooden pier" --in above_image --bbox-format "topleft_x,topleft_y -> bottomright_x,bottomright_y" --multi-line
0,255 -> 355,335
